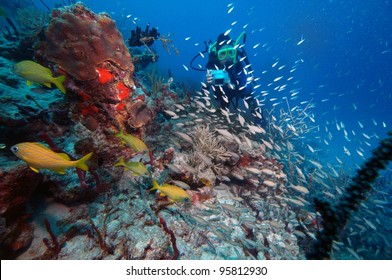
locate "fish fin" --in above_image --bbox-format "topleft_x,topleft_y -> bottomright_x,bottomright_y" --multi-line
26,80 -> 33,86
159,192 -> 167,197
57,152 -> 71,161
53,75 -> 66,94
114,156 -> 126,167
29,166 -> 40,173
115,128 -> 124,138
43,82 -> 52,88
150,179 -> 160,191
75,152 -> 93,171
34,142 -> 52,150
54,168 -> 66,175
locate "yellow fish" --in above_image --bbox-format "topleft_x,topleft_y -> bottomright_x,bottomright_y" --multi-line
114,156 -> 150,177
150,179 -> 191,203
12,60 -> 66,94
115,129 -> 149,154
11,142 -> 92,174
200,177 -> 212,187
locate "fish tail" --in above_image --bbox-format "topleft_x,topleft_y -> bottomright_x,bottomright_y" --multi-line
114,156 -> 126,167
150,179 -> 160,191
75,152 -> 93,171
53,75 -> 66,94
115,128 -> 124,138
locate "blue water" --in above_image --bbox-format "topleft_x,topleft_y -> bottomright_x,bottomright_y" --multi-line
31,0 -> 391,169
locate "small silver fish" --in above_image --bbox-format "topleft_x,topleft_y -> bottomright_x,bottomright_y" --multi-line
224,29 -> 232,36
175,131 -> 193,144
195,151 -> 213,166
170,180 -> 191,190
297,35 -> 305,45
165,164 -> 182,174
215,128 -> 234,139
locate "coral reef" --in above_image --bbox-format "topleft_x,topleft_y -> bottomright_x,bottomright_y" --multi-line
32,4 -> 154,192
128,24 -> 160,48
16,6 -> 49,38
33,3 -> 156,136
1,1 -> 389,262
0,165 -> 43,258
36,3 -> 133,81
128,101 -> 154,128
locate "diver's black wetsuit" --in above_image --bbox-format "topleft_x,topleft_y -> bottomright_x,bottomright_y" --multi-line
203,49 -> 261,121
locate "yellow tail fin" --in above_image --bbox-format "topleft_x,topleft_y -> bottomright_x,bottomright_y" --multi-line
54,75 -> 66,94
150,179 -> 160,191
115,128 -> 125,138
76,152 -> 93,171
114,156 -> 126,167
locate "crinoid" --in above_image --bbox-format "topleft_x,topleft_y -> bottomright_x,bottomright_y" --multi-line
189,125 -> 232,174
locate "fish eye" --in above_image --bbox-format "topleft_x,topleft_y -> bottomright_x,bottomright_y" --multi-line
184,197 -> 190,203
11,146 -> 18,153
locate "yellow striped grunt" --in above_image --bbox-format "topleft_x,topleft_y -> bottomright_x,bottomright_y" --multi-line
115,129 -> 149,154
11,142 -> 92,174
150,179 -> 191,203
114,156 -> 150,177
12,60 -> 66,94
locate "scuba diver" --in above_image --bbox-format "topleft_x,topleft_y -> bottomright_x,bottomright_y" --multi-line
190,32 -> 263,122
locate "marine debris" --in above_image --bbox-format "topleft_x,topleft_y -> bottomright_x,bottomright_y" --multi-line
307,131 -> 392,259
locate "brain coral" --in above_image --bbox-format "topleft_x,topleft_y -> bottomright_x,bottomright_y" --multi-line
44,3 -> 133,81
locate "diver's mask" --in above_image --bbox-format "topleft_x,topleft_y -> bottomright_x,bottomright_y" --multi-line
217,45 -> 237,62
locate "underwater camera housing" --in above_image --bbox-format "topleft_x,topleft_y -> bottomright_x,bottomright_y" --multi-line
209,70 -> 230,86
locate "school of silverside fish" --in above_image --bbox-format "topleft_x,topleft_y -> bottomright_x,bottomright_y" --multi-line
2,78 -> 389,260
0,2 -> 390,260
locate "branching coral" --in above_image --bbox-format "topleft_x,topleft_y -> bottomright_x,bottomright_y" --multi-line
194,125 -> 231,160
146,67 -> 165,96
159,34 -> 180,55
189,125 -> 231,174
158,217 -> 179,260
42,218 -> 60,255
